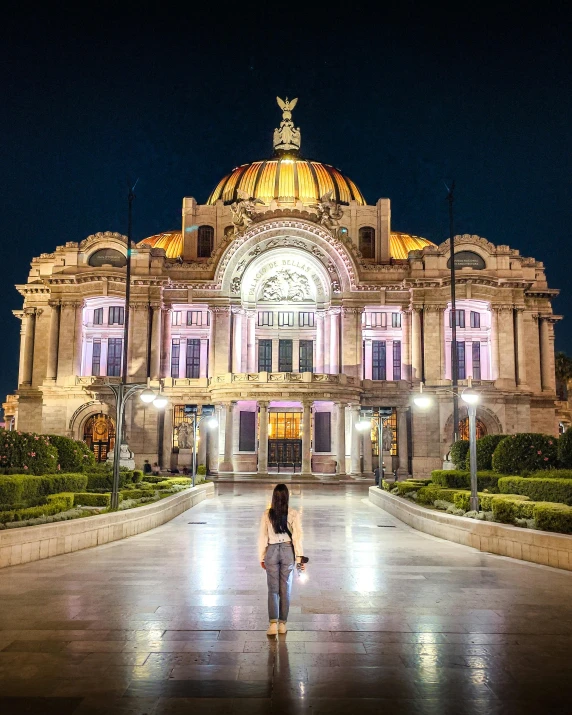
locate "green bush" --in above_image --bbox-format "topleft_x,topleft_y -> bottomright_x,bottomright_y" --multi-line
450,440 -> 470,468
155,478 -> 193,489
490,495 -> 532,524
557,429 -> 572,468
73,492 -> 119,507
431,469 -> 502,492
132,470 -> 143,483
492,433 -> 558,474
498,477 -> 572,505
0,473 -> 88,506
0,492 -> 75,524
48,435 -> 95,472
140,475 -> 165,484
465,435 -> 507,471
533,502 -> 572,534
0,430 -> 58,474
120,489 -> 150,500
197,464 -> 207,476
527,469 -> 572,480
86,470 -> 134,491
417,486 -> 460,505
392,481 -> 422,496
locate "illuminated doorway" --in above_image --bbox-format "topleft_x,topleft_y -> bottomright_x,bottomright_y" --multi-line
268,411 -> 302,471
459,417 -> 487,441
83,413 -> 116,462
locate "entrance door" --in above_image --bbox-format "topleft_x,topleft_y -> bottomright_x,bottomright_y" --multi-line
83,413 -> 116,462
268,440 -> 302,470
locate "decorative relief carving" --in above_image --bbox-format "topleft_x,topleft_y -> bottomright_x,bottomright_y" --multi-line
230,190 -> 265,235
230,277 -> 241,294
261,270 -> 311,302
310,190 -> 344,237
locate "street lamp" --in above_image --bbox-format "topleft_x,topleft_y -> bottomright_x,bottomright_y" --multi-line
461,380 -> 480,512
356,408 -> 386,488
184,405 -> 218,487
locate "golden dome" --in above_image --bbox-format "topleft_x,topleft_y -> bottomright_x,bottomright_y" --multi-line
207,157 -> 366,207
137,230 -> 182,258
390,232 -> 436,259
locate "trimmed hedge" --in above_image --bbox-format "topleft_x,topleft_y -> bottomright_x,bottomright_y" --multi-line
465,435 -> 506,471
557,429 -> 572,469
120,489 -> 151,500
155,478 -> 193,489
417,486 -> 461,505
73,492 -> 119,507
498,477 -> 572,505
492,433 -> 558,473
392,481 -> 424,497
533,502 -> 572,534
0,492 -> 75,524
527,470 -> 572,480
431,470 -> 503,492
86,470 -> 135,491
0,473 -> 88,506
450,440 -> 470,468
0,430 -> 58,474
48,435 -> 95,472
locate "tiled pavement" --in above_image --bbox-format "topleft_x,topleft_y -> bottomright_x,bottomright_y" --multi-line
1,482 -> 572,714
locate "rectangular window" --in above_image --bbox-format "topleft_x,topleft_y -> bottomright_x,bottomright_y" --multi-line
91,340 -> 101,376
107,338 -> 122,376
186,338 -> 201,378
279,339 -> 293,372
171,339 -> 180,378
393,340 -> 401,381
258,311 -> 273,326
171,311 -> 182,326
457,341 -> 466,380
299,340 -> 314,372
472,342 -> 481,380
258,339 -> 272,372
298,311 -> 315,327
470,311 -> 481,328
366,312 -> 387,328
108,306 -> 124,325
450,310 -> 466,328
372,340 -> 387,381
314,412 -> 331,452
187,310 -> 203,326
392,313 -> 402,328
239,411 -> 256,452
93,308 -> 103,325
278,311 -> 294,327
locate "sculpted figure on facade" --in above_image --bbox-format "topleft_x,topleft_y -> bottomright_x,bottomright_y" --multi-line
230,189 -> 265,234
177,421 -> 192,450
261,269 -> 311,302
273,97 -> 301,152
311,190 -> 344,236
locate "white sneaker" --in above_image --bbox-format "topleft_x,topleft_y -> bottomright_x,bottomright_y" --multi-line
266,622 -> 278,636
278,622 -> 287,634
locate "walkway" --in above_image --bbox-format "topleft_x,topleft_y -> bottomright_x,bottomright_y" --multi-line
1,483 -> 571,714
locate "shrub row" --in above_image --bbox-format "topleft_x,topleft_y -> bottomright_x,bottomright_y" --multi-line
0,473 -> 88,506
431,470 -> 505,492
74,492 -> 121,507
498,477 -> 572,505
0,492 -> 75,524
85,470 -> 142,491
155,478 -> 193,489
47,435 -> 95,472
450,433 -> 559,475
120,489 -> 151,500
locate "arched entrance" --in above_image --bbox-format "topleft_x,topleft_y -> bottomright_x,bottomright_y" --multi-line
83,413 -> 116,462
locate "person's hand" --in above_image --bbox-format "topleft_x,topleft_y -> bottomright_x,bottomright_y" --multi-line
297,563 -> 305,572
260,561 -> 266,570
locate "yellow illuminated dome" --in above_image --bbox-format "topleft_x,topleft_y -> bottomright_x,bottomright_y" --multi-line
390,232 -> 436,260
137,231 -> 182,259
207,157 -> 366,206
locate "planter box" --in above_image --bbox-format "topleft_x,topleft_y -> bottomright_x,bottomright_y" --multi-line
0,482 -> 214,569
369,486 -> 572,571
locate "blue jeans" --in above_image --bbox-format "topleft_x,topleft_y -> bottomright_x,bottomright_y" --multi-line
265,542 -> 294,622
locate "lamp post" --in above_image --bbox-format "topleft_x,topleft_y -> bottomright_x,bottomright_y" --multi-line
447,182 -> 460,444
189,405 -> 218,488
356,408 -> 385,488
461,380 -> 480,512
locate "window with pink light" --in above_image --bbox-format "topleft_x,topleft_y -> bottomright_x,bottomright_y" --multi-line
444,300 -> 492,381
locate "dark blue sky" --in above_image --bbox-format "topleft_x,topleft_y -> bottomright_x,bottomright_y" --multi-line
1,4 -> 570,408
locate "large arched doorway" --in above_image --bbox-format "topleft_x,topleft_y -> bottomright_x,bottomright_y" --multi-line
83,413 -> 116,462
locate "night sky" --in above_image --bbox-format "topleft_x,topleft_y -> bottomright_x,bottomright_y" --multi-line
1,4 -> 570,411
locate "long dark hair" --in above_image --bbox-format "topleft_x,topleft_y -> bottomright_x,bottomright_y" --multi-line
269,483 -> 289,533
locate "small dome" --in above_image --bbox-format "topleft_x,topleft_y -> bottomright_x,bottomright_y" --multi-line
207,158 -> 366,207
137,231 -> 182,258
390,232 -> 436,259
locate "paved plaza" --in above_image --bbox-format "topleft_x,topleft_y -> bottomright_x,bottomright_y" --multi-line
1,483 -> 571,714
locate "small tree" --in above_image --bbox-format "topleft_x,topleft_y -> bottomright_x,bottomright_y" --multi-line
48,435 -> 96,472
492,433 -> 558,474
465,434 -> 506,471
450,440 -> 470,469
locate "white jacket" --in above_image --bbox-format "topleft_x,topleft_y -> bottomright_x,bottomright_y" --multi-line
258,508 -> 303,563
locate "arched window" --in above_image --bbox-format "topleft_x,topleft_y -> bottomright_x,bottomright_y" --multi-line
83,413 -> 116,462
459,417 -> 487,441
359,226 -> 375,259
197,225 -> 214,258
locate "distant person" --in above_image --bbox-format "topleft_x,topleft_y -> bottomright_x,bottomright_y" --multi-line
152,462 -> 160,476
143,459 -> 152,475
258,483 -> 304,636
182,466 -> 190,475
374,466 -> 381,486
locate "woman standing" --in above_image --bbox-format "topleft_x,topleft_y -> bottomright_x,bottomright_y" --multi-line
258,483 -> 304,636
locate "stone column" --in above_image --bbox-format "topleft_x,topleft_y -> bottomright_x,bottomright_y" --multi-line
364,339 -> 373,380
423,306 -> 444,383
323,309 -> 331,373
349,404 -> 361,476
130,303 -> 150,381
490,307 -> 500,381
208,406 -> 220,473
515,307 -> 528,387
72,301 -> 84,377
162,405 -> 173,470
301,401 -> 312,476
401,309 -> 411,381
232,307 -> 243,373
212,307 -> 232,375
341,307 -> 362,379
150,303 -> 162,380
46,301 -> 60,381
411,307 -> 422,382
57,300 -> 82,383
219,402 -> 235,473
362,421 -> 373,476
21,309 -> 36,385
336,402 -> 346,476
247,310 -> 256,372
258,401 -> 269,475
396,407 -> 409,480
330,307 -> 341,374
497,306 -> 516,386
200,338 -> 209,378
540,317 -> 555,392
160,307 -> 172,378
316,310 -> 325,373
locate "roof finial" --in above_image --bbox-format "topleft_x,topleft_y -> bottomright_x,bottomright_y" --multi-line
273,96 -> 301,153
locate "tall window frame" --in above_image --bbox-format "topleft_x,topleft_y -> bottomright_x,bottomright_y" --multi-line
359,226 -> 375,259
299,340 -> 313,372
197,225 -> 214,258
186,338 -> 201,379
393,340 -> 401,380
171,339 -> 180,378
372,340 -> 387,381
91,340 -> 101,376
278,339 -> 293,372
258,339 -> 272,372
107,338 -> 122,376
108,306 -> 124,325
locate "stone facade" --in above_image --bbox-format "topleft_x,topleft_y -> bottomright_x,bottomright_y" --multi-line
4,108 -> 561,479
